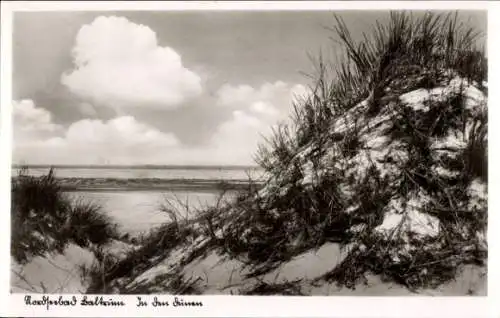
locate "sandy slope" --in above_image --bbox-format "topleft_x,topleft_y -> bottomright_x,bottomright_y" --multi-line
123,239 -> 486,296
10,240 -> 137,294
11,244 -> 95,293
11,235 -> 485,295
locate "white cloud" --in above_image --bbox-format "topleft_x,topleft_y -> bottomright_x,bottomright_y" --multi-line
206,110 -> 271,164
211,110 -> 267,151
13,99 -> 61,133
250,101 -> 279,117
216,81 -> 308,120
62,116 -> 179,147
41,116 -> 178,165
61,16 -> 202,109
13,80 -> 309,166
13,100 -> 62,144
206,81 -> 309,164
13,102 -> 180,165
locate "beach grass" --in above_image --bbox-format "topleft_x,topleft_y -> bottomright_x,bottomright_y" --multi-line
11,167 -> 120,265
206,11 -> 487,290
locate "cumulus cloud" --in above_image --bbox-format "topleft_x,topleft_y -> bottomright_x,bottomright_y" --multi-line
216,81 -> 308,118
206,110 -> 271,164
250,101 -> 280,117
13,100 -> 180,165
13,80 -> 309,165
61,116 -> 179,147
206,81 -> 309,164
13,100 -> 62,144
39,116 -> 178,165
61,16 -> 202,109
13,111 -> 261,166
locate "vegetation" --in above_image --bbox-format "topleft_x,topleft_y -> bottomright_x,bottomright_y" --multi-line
80,192 -> 216,294
201,11 -> 487,289
11,167 -> 120,264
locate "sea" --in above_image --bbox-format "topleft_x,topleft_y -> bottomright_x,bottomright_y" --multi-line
12,165 -> 265,236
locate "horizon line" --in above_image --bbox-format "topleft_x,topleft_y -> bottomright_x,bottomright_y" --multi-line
11,163 -> 262,170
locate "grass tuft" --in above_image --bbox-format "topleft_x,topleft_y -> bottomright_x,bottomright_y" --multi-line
11,167 -> 119,264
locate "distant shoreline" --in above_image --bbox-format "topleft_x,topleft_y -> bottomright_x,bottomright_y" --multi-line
11,164 -> 262,170
61,186 -> 247,193
12,176 -> 264,192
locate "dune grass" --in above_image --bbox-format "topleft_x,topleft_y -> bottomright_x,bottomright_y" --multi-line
81,191 -> 214,294
11,167 -> 120,265
212,11 -> 487,289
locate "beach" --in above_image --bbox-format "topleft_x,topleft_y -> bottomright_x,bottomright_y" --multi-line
10,166 -> 487,296
67,190 -> 233,235
10,166 -> 252,293
13,166 -> 256,235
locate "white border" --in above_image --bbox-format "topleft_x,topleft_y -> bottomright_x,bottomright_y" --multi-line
0,1 -> 494,11
0,0 -> 13,316
1,1 -> 498,317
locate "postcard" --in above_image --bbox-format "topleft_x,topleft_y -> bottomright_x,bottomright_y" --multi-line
0,1 -> 497,317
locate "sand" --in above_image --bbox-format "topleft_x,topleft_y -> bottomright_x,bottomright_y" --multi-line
125,240 -> 486,296
11,244 -> 95,294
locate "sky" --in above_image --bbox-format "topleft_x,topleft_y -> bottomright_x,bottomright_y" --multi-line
11,10 -> 487,166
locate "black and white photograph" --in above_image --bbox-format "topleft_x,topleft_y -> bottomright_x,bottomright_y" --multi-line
4,2 -> 490,305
